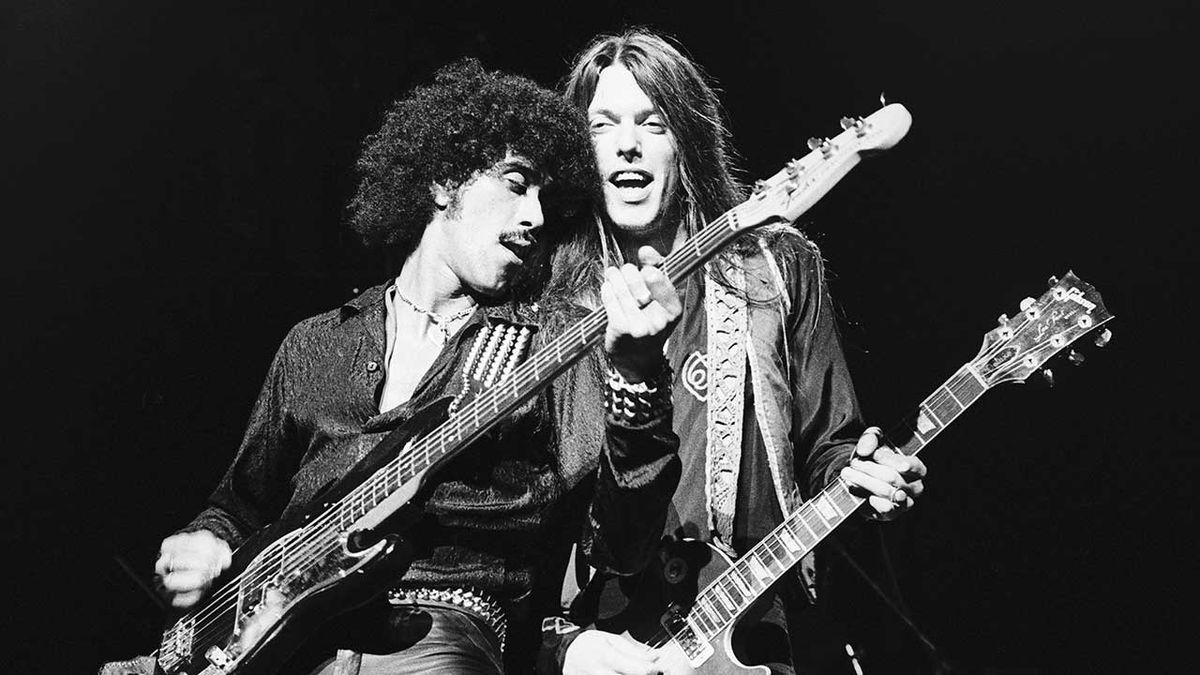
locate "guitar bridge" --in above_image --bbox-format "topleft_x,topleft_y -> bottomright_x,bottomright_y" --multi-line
661,607 -> 714,667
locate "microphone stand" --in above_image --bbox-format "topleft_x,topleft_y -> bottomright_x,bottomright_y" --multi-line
829,531 -> 955,674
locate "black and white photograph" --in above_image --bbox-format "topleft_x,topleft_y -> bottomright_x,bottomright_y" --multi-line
4,1 -> 1195,673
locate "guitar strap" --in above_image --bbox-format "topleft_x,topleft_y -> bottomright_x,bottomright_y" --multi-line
702,259 -> 748,552
705,240 -> 818,600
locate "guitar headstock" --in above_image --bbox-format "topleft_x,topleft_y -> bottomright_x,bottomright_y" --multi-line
736,103 -> 913,228
970,271 -> 1114,388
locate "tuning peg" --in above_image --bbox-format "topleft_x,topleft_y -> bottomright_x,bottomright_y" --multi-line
1019,297 -> 1036,311
807,137 -> 834,158
839,116 -> 867,137
1048,275 -> 1059,287
997,313 -> 1009,326
752,179 -> 768,195
1093,328 -> 1112,348
1067,349 -> 1085,366
880,92 -> 888,106
1041,368 -> 1055,387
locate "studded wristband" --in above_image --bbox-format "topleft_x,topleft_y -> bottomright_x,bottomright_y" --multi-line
606,362 -> 673,423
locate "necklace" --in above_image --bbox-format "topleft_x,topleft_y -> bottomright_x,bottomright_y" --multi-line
394,288 -> 477,344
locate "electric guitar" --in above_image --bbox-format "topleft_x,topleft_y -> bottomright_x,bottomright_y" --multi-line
575,273 -> 1114,674
147,104 -> 913,675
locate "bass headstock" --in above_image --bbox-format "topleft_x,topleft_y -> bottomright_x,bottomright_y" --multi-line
970,271 -> 1114,388
735,103 -> 913,229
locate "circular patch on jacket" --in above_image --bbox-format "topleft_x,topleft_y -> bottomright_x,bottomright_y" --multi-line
681,350 -> 709,402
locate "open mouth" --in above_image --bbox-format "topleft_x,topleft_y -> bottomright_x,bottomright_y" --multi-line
608,170 -> 653,190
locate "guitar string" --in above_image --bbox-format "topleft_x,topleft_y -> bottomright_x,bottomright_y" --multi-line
692,360 -> 1015,633
162,137 -> 909,657
644,302 -> 1107,644
166,113 -> 873,657
177,273 -> 1070,655
163,188 -> 761,655
681,314 -> 1078,637
176,179 -> 1077,657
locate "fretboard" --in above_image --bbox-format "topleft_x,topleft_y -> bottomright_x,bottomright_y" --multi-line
682,364 -> 989,640
330,206 -> 762,531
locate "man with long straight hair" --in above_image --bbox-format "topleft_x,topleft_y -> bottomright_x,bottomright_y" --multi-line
540,29 -> 928,675
103,58 -> 685,675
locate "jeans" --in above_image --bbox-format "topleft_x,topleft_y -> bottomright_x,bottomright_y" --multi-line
310,604 -> 504,675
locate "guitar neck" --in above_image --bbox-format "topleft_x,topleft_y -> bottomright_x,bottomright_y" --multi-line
334,208 -> 765,530
319,104 -> 913,531
685,364 -> 990,638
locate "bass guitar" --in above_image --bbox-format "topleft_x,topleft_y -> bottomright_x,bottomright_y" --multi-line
577,273 -> 1114,673
148,104 -> 913,674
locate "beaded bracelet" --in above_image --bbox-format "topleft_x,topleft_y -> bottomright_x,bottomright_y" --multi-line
606,363 -> 673,423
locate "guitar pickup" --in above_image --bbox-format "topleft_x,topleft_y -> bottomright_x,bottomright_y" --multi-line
661,607 -> 714,667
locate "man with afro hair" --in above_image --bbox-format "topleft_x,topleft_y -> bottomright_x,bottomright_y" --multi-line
136,58 -> 684,674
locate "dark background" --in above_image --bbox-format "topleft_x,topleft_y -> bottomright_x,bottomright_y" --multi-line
4,1 -> 1196,673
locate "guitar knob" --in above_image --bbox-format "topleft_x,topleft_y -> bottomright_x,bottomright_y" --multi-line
663,557 -> 689,584
1093,328 -> 1112,347
1068,349 -> 1085,366
1048,275 -> 1059,287
807,137 -> 823,151
840,116 -> 855,130
1041,368 -> 1055,387
1019,297 -> 1036,311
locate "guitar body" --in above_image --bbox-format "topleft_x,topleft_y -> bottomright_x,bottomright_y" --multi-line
206,532 -> 412,675
147,104 -> 919,674
157,400 -> 451,675
570,270 -> 1114,675
578,538 -> 769,675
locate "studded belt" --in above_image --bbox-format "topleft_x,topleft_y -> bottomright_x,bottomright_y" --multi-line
387,586 -> 507,651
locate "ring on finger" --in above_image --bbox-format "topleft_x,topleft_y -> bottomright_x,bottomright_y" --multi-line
890,486 -> 906,504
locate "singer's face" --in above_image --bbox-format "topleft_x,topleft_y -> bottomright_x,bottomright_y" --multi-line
586,65 -> 680,237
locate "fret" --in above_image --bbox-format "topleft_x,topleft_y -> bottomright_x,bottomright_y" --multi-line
767,536 -> 797,571
710,582 -> 736,615
746,553 -> 773,584
963,362 -> 987,389
801,506 -> 831,536
950,368 -> 986,405
719,576 -> 745,609
785,520 -> 815,552
727,567 -> 753,598
776,526 -> 803,556
794,512 -> 819,541
832,483 -> 860,514
691,600 -> 718,636
756,537 -> 785,574
814,494 -> 842,521
922,399 -> 949,428
942,381 -> 966,408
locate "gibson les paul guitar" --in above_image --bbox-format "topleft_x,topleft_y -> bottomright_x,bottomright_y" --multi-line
577,272 -> 1114,674
146,104 -> 913,675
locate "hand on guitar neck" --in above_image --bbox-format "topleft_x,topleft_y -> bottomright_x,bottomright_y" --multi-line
840,426 -> 928,521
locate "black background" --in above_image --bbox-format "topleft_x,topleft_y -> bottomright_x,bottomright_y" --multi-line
4,1 -> 1196,673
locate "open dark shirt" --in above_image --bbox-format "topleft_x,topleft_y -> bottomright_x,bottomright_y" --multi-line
183,283 -> 681,657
